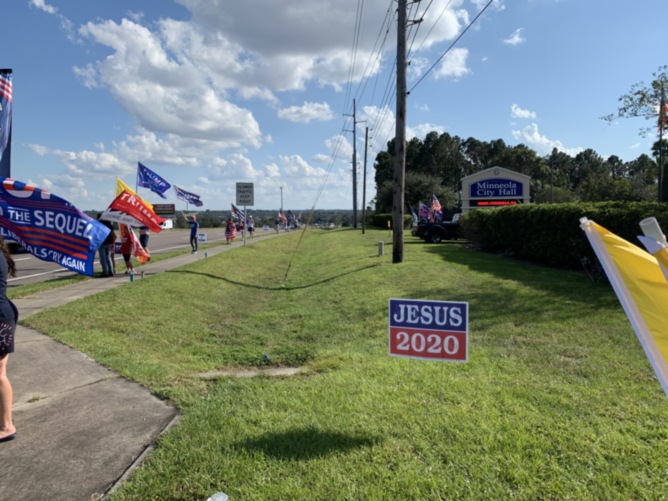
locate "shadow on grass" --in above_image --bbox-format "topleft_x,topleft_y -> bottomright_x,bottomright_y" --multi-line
166,263 -> 387,291
236,426 -> 381,460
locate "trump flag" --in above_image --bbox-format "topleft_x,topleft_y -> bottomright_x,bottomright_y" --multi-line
0,178 -> 110,276
581,217 -> 668,397
137,162 -> 171,199
174,185 -> 203,207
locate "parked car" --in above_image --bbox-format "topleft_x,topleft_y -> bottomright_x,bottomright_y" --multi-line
414,214 -> 462,243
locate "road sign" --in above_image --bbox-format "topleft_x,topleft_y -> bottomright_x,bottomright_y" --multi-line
388,298 -> 468,362
236,183 -> 254,206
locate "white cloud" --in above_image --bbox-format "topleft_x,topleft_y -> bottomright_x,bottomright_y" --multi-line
434,48 -> 471,80
29,0 -> 57,14
510,103 -> 536,120
511,123 -> 582,157
409,123 -> 445,140
503,28 -> 525,46
277,102 -> 335,123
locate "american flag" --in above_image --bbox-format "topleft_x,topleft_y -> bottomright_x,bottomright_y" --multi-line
431,194 -> 442,212
231,203 -> 245,220
0,74 -> 11,102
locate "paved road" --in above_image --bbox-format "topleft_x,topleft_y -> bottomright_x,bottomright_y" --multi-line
8,227 -> 239,286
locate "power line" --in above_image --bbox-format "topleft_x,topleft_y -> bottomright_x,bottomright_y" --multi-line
408,0 -> 495,95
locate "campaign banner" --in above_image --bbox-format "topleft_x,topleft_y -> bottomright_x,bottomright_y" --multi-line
388,298 -> 469,362
99,208 -> 143,227
0,177 -> 110,276
109,190 -> 165,232
174,185 -> 203,207
137,162 -> 171,199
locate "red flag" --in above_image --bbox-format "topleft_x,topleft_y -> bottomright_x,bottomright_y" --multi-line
109,190 -> 165,232
120,224 -> 151,264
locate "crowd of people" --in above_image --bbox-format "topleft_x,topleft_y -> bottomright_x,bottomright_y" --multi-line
95,211 -> 281,276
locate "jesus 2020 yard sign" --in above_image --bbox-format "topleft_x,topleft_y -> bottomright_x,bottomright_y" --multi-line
388,299 -> 468,362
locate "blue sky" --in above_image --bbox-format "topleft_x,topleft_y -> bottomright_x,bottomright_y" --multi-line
3,0 -> 666,211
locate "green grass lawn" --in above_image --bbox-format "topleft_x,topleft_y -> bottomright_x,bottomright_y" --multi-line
22,228 -> 668,500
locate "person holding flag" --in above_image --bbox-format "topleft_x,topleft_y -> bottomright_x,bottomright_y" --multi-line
183,213 -> 199,253
119,225 -> 136,275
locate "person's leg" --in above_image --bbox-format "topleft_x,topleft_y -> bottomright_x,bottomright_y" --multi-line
0,354 -> 15,441
99,245 -> 111,276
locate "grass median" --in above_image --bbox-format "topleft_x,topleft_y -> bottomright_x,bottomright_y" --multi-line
22,227 -> 668,500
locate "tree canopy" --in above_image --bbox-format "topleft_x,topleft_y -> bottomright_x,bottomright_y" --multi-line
373,132 -> 660,212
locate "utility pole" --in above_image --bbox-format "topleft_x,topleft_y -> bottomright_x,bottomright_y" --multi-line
362,126 -> 369,234
344,100 -> 359,229
392,0 -> 407,263
660,83 -> 666,202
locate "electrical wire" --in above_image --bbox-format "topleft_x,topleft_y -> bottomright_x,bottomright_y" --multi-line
408,0 -> 494,95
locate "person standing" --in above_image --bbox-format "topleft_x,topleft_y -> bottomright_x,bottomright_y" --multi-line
119,225 -> 136,274
97,215 -> 116,277
184,214 -> 199,253
139,226 -> 149,251
247,216 -> 255,239
0,236 -> 18,443
225,217 -> 237,244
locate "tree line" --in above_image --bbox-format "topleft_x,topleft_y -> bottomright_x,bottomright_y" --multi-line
373,132 -> 667,213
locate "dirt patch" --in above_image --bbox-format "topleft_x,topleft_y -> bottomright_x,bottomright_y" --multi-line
193,367 -> 302,379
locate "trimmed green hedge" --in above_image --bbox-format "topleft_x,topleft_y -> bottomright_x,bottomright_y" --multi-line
372,213 -> 413,229
461,202 -> 668,270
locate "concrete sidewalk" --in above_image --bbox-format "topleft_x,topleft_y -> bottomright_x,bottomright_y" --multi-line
0,241 -> 259,500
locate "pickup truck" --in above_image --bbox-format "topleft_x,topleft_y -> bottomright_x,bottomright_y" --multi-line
413,213 -> 462,243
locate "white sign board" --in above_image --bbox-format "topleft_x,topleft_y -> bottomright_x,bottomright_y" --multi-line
236,183 -> 254,206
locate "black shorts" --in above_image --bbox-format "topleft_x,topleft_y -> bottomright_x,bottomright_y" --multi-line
0,301 -> 17,356
0,321 -> 15,356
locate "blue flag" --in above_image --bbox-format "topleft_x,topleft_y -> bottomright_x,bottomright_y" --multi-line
408,203 -> 418,222
137,162 -> 171,199
0,178 -> 110,276
174,185 -> 203,207
0,70 -> 12,178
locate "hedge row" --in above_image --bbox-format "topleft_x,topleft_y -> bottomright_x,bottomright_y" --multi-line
460,202 -> 668,270
371,213 -> 413,229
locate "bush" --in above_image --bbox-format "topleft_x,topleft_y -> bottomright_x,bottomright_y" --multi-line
371,213 -> 412,229
461,202 -> 668,269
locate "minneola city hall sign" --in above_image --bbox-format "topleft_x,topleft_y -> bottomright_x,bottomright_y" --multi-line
461,166 -> 531,213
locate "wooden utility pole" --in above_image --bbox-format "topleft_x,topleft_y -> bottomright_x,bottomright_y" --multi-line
392,0 -> 407,263
660,83 -> 666,202
345,99 -> 359,229
352,99 -> 358,229
362,126 -> 369,234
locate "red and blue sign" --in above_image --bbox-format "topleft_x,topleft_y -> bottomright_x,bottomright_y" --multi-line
389,298 -> 468,362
